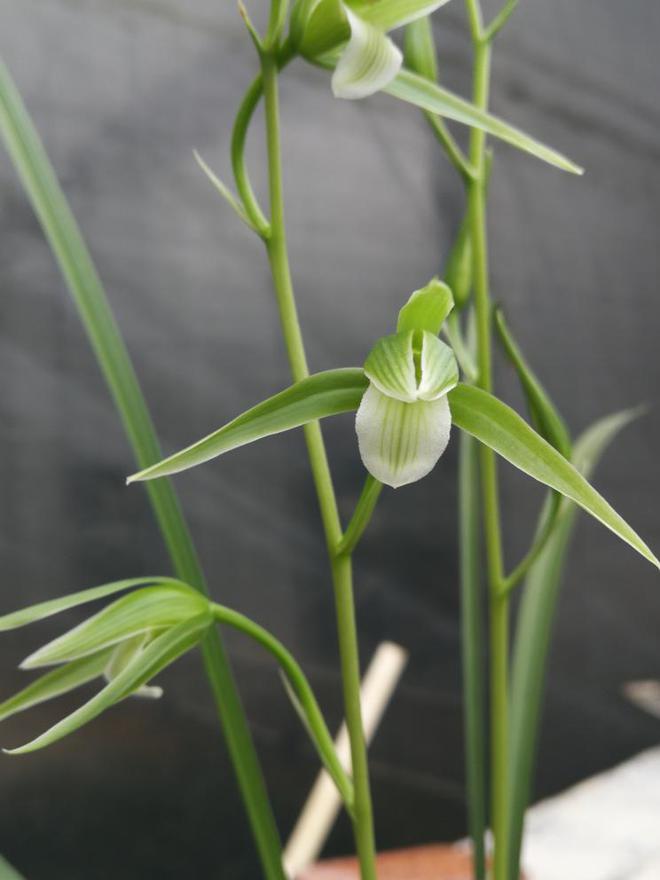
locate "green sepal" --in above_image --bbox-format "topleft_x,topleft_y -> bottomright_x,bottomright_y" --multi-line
0,648 -> 115,723
0,577 -> 180,633
21,584 -> 208,669
5,614 -> 212,755
298,0 -> 349,59
448,385 -> 659,570
397,278 -> 454,336
127,369 -> 368,484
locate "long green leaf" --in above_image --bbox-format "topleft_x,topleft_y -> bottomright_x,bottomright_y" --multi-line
0,855 -> 26,880
22,586 -> 207,669
5,614 -> 212,755
385,69 -> 583,174
448,385 -> 658,569
0,648 -> 114,722
506,407 -> 644,880
128,369 -> 368,483
0,578 -> 177,632
0,56 -> 285,878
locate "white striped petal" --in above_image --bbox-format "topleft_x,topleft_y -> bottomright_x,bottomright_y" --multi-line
331,7 -> 403,100
356,384 -> 451,487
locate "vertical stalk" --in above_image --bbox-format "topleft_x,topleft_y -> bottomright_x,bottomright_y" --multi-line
260,50 -> 377,880
459,431 -> 487,880
464,4 -> 509,878
0,58 -> 285,880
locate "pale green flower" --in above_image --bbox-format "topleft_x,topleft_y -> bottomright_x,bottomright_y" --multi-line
356,280 -> 459,487
296,0 -> 451,100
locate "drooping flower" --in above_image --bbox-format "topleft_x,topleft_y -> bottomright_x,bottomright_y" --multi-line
355,279 -> 459,487
294,0 -> 451,100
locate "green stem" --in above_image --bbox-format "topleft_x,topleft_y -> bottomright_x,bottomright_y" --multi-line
210,603 -> 354,810
336,476 -> 383,557
426,113 -> 477,183
458,432 -> 487,880
260,50 -> 377,880
464,5 -> 509,878
0,57 -> 285,880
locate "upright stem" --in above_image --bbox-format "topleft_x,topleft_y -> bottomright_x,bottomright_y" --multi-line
465,4 -> 509,878
261,50 -> 377,880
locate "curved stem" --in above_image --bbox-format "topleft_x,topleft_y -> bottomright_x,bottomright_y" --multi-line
230,43 -> 296,239
336,476 -> 383,558
426,113 -> 477,183
210,604 -> 354,810
464,3 -> 509,878
500,493 -> 561,595
260,49 -> 377,880
231,75 -> 271,238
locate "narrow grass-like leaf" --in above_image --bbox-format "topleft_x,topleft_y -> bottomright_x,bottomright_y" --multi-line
0,648 -> 114,723
0,56 -> 285,878
5,614 -> 212,755
127,369 -> 368,483
22,585 -> 208,669
385,69 -> 583,174
458,432 -> 487,880
0,855 -> 26,880
0,578 -> 178,633
495,308 -> 572,458
193,150 -> 257,233
506,407 -> 644,880
448,385 -> 659,569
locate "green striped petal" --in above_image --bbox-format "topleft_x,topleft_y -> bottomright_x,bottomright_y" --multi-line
364,330 -> 458,402
332,7 -> 403,99
418,332 -> 459,400
356,384 -> 451,487
364,331 -> 417,401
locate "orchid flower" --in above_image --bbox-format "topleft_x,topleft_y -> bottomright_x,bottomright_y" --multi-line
355,279 -> 458,487
294,0 -> 451,99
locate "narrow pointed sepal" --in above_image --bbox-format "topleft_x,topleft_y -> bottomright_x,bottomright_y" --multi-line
355,384 -> 451,487
331,8 -> 403,99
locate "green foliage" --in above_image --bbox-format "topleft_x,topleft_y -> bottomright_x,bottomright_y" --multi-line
507,407 -> 645,880
386,70 -> 583,174
127,369 -> 368,483
448,385 -> 659,572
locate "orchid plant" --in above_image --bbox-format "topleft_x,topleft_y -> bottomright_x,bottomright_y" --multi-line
0,1 -> 656,880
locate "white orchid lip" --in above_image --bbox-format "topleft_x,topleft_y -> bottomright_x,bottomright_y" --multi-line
357,329 -> 459,488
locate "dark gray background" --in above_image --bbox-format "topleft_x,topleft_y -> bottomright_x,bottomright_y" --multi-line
1,1 -> 659,877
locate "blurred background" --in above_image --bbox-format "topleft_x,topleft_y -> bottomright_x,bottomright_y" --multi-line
1,0 -> 660,877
